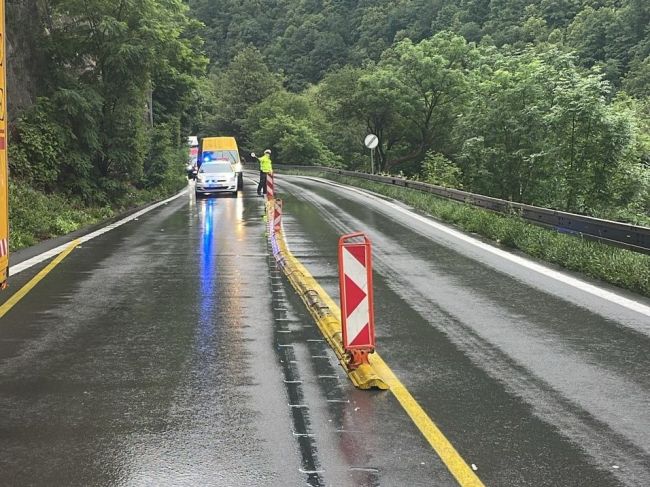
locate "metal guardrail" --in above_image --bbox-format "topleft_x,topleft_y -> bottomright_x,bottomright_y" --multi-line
276,165 -> 650,255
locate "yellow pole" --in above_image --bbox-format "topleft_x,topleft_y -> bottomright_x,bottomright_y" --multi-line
0,0 -> 8,289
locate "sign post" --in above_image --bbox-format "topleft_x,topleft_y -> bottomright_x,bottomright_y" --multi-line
338,232 -> 375,369
364,134 -> 379,174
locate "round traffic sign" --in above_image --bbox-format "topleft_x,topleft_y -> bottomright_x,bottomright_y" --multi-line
364,134 -> 379,150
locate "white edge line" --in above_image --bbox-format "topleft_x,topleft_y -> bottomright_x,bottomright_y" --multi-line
11,189 -> 188,276
298,176 -> 650,318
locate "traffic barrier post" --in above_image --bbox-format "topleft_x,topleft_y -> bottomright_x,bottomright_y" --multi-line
266,172 -> 274,200
273,199 -> 283,234
338,232 -> 375,369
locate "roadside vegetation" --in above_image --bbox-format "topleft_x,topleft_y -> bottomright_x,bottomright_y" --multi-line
190,0 -> 650,227
9,180 -> 185,251
7,1 -> 650,252
9,182 -> 111,250
7,0 -> 201,250
289,170 -> 650,298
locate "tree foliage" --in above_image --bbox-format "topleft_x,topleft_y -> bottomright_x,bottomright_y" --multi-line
245,90 -> 341,166
8,0 -> 650,225
183,0 -> 648,222
456,47 -> 639,213
189,0 -> 650,92
205,46 -> 283,141
9,0 -> 207,205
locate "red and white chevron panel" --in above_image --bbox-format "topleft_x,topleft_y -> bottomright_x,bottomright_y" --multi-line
273,199 -> 283,233
339,233 -> 375,350
0,238 -> 7,257
266,173 -> 274,199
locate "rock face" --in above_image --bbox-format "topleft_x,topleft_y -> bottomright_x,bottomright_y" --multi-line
6,0 -> 46,120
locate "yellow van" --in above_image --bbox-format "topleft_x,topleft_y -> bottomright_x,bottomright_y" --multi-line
200,137 -> 243,190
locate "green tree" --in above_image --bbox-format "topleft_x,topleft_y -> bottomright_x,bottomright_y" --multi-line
24,0 -> 208,201
245,90 -> 340,166
457,46 -> 554,202
565,6 -> 625,81
456,46 -> 643,214
377,32 -> 476,172
315,67 -> 369,170
208,46 -> 282,140
546,68 -> 633,212
623,56 -> 650,97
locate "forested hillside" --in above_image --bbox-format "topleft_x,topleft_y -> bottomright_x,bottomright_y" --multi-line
191,0 -> 650,91
190,0 -> 650,222
6,0 -> 650,250
7,0 -> 206,248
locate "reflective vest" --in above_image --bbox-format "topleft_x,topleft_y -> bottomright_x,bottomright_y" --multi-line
259,154 -> 273,173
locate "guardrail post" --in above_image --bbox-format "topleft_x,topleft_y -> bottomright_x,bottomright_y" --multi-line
338,232 -> 375,369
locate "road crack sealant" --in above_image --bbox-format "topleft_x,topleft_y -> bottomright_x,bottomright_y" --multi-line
266,234 -> 325,486
265,215 -> 383,487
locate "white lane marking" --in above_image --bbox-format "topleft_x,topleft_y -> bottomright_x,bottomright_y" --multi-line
11,190 -> 188,276
301,177 -> 650,317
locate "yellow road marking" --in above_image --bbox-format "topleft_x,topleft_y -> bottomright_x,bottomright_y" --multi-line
271,224 -> 485,485
0,240 -> 79,319
370,353 -> 485,486
298,265 -> 485,485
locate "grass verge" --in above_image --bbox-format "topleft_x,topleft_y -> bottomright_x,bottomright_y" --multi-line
284,170 -> 650,298
9,179 -> 186,251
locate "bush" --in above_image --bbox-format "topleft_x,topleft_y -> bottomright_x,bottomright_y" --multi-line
9,99 -> 66,191
8,182 -> 113,251
421,151 -> 463,188
141,121 -> 187,197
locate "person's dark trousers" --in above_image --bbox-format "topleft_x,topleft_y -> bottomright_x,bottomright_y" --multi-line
257,171 -> 267,195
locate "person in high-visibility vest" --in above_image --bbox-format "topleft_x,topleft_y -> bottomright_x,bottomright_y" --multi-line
254,149 -> 273,196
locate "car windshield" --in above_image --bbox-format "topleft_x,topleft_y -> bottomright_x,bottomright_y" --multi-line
200,162 -> 233,174
204,150 -> 239,164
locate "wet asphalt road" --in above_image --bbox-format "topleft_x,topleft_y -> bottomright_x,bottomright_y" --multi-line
0,180 -> 454,486
0,174 -> 648,486
1,187 -> 305,485
275,175 -> 650,487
